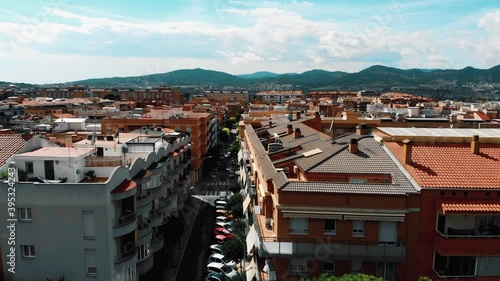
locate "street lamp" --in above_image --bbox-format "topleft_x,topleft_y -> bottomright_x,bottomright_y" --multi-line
232,233 -> 246,277
198,155 -> 212,182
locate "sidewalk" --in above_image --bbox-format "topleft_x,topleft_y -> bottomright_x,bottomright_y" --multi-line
162,198 -> 199,281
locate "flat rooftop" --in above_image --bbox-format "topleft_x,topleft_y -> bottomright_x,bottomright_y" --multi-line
16,147 -> 94,158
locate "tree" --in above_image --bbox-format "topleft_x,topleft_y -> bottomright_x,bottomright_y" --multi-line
227,193 -> 244,219
301,273 -> 384,281
223,235 -> 245,262
230,139 -> 241,156
220,127 -> 230,142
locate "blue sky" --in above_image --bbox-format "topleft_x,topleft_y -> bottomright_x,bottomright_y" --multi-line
0,0 -> 499,83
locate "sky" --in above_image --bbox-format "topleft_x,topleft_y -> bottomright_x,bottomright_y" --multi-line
0,0 -> 499,84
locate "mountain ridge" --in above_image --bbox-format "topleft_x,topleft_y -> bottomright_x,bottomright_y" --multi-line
3,65 -> 500,89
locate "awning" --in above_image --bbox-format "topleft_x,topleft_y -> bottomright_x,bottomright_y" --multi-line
243,195 -> 251,214
246,225 -> 259,254
343,214 -> 405,222
441,203 -> 500,214
282,211 -> 342,220
111,180 -> 137,194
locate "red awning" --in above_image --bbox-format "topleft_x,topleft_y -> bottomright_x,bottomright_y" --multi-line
441,203 -> 500,214
111,180 -> 137,194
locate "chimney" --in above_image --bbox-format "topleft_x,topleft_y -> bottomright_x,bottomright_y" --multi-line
356,123 -> 369,135
268,120 -> 273,128
402,139 -> 412,164
315,112 -> 321,120
293,128 -> 302,139
471,135 -> 479,154
296,111 -> 301,120
349,138 -> 358,153
287,124 -> 293,135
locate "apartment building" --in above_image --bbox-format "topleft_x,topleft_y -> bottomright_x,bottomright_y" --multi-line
256,91 -> 304,104
379,127 -> 500,280
0,103 -> 25,129
0,131 -> 192,281
240,116 -> 420,281
101,109 -> 217,181
205,90 -> 250,102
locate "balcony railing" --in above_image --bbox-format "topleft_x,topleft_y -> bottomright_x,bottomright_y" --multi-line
258,236 -> 406,261
436,227 -> 500,238
85,156 -> 123,167
433,267 -> 475,278
115,243 -> 137,264
114,210 -> 135,227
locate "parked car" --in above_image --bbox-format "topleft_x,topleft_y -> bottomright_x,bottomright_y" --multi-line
216,216 -> 233,223
207,253 -> 237,267
228,171 -> 235,178
205,272 -> 228,281
209,244 -> 224,255
215,221 -> 234,230
207,262 -> 238,279
215,204 -> 227,210
213,227 -> 232,236
215,209 -> 234,219
215,234 -> 233,244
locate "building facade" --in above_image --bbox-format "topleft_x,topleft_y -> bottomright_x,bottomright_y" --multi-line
240,117 -> 420,281
0,132 -> 192,281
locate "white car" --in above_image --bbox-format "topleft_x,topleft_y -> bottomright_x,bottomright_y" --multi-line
209,244 -> 224,255
215,221 -> 234,230
207,253 -> 237,268
207,262 -> 237,279
216,216 -> 233,223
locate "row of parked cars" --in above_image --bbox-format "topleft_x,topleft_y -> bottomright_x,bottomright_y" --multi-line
206,192 -> 238,281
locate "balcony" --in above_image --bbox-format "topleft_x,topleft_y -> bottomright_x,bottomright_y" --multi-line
434,232 -> 500,256
254,213 -> 405,261
113,211 -> 137,238
435,214 -> 500,255
151,233 -> 164,253
137,219 -> 153,246
151,208 -> 164,227
137,251 -> 154,276
136,193 -> 152,216
115,243 -> 137,265
85,156 -> 123,167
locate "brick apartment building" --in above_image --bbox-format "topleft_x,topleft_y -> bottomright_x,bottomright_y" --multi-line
379,128 -> 500,280
240,117 -> 420,281
101,109 -> 218,181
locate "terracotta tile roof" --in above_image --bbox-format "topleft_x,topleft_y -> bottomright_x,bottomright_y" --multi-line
475,111 -> 491,121
0,134 -> 27,167
441,203 -> 500,214
386,142 -> 500,189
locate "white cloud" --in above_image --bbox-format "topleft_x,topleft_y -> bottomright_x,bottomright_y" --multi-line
216,50 -> 264,64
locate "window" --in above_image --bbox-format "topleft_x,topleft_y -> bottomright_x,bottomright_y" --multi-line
323,262 -> 335,272
138,243 -> 151,260
83,210 -> 95,239
289,259 -> 307,272
18,208 -> 32,221
85,249 -> 97,275
377,262 -> 395,281
378,221 -> 398,245
21,245 -> 35,258
324,219 -> 336,235
289,218 -> 308,234
349,178 -> 367,184
352,220 -> 365,236
25,162 -> 34,174
351,260 -> 362,273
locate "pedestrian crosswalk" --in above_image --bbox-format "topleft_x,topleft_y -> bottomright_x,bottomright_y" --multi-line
204,181 -> 230,187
